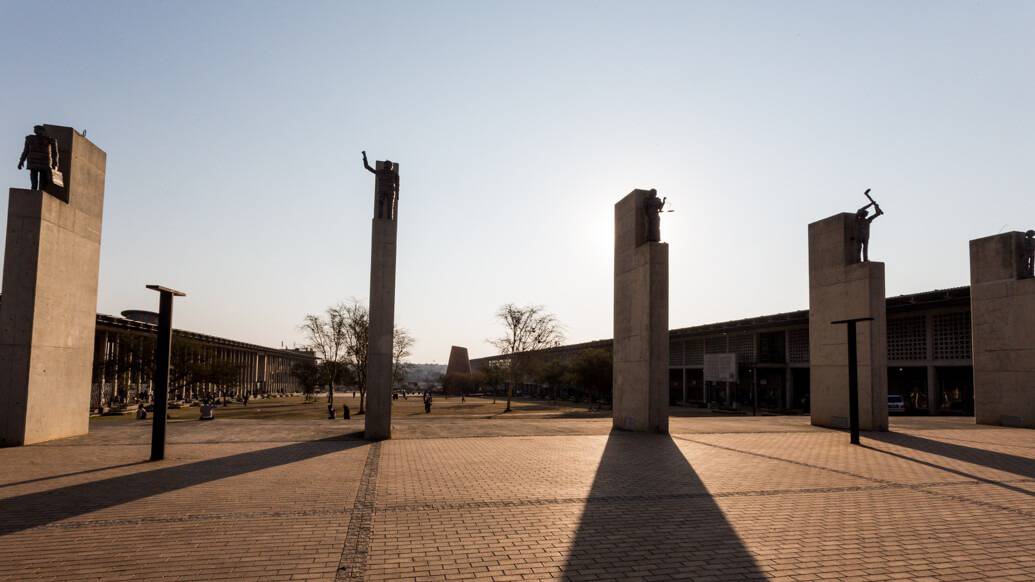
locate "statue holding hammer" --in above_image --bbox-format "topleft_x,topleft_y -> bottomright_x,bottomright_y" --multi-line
854,188 -> 884,263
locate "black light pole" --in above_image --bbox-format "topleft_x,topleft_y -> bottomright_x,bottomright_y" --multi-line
831,317 -> 874,445
148,284 -> 186,462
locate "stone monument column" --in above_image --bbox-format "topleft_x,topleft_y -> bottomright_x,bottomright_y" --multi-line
612,189 -> 669,433
807,214 -> 888,431
0,125 -> 106,446
969,232 -> 1035,428
364,160 -> 398,440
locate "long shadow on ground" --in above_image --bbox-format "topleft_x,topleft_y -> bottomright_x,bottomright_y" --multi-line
563,431 -> 763,581
870,431 -> 1035,481
863,431 -> 1035,497
0,433 -> 366,537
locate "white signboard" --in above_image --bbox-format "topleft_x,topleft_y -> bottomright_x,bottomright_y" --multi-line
704,353 -> 738,383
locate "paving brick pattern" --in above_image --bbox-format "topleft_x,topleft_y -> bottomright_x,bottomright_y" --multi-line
0,417 -> 1032,581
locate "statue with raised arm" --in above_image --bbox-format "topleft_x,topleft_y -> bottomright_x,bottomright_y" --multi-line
644,189 -> 666,242
1024,230 -> 1034,278
362,151 -> 399,220
17,125 -> 59,191
854,188 -> 884,262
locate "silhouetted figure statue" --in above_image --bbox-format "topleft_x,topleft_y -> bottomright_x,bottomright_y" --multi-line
363,151 -> 399,220
644,189 -> 666,242
1024,230 -> 1035,278
17,125 -> 59,191
854,189 -> 884,262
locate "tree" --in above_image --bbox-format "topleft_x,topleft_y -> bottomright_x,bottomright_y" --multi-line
480,362 -> 507,403
488,303 -> 565,412
443,371 -> 479,399
203,360 -> 245,406
304,300 -> 412,415
290,360 -> 321,401
170,339 -> 206,401
300,304 -> 350,406
339,300 -> 370,413
392,327 -> 415,387
566,348 -> 613,407
534,358 -> 568,401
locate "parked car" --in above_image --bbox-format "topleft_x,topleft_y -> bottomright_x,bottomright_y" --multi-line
888,394 -> 906,413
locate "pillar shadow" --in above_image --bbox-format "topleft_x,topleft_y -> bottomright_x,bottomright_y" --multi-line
868,431 -> 1035,481
0,433 -> 365,537
563,431 -> 763,580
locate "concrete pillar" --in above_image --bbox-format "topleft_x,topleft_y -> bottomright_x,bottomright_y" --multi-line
91,331 -> 105,411
785,367 -> 794,409
365,161 -> 399,440
612,189 -> 669,433
970,232 -> 1035,428
0,126 -> 105,445
926,365 -> 938,415
807,213 -> 888,431
681,369 -> 688,404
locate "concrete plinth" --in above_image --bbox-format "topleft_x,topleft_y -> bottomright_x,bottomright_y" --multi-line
970,232 -> 1035,428
446,346 -> 472,376
808,213 -> 888,431
0,126 -> 105,446
612,189 -> 669,433
364,161 -> 398,441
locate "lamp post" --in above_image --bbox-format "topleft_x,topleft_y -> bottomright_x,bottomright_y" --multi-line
831,317 -> 873,445
147,284 -> 186,462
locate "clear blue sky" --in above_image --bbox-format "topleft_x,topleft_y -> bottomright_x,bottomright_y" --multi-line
2,1 -> 1033,362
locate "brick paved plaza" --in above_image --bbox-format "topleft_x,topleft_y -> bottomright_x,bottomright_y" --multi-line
1,414 -> 1033,581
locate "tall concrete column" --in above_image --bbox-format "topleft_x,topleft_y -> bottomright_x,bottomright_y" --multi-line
613,189 -> 669,433
365,161 -> 399,440
970,232 -> 1035,428
0,126 -> 105,446
926,365 -> 938,415
807,213 -> 888,431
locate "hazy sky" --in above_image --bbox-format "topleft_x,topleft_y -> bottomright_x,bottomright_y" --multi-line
2,1 -> 1032,363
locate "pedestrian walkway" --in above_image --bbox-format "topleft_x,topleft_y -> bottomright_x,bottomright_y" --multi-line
0,416 -> 1031,581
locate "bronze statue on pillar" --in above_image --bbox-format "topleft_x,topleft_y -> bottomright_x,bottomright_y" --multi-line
362,151 -> 399,220
17,125 -> 60,192
644,188 -> 666,242
854,188 -> 884,263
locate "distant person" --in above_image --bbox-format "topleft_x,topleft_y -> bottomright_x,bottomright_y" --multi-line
424,392 -> 432,414
342,404 -> 351,419
135,403 -> 147,420
243,393 -> 250,407
327,404 -> 336,419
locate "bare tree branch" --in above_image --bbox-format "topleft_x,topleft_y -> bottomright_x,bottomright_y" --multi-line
487,303 -> 564,412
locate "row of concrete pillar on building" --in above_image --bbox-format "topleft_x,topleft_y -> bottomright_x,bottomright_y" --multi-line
90,323 -> 310,412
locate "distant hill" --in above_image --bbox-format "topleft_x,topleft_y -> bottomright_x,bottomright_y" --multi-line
404,363 -> 446,383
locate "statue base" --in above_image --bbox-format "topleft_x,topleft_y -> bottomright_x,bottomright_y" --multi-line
807,213 -> 888,432
612,189 -> 669,433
